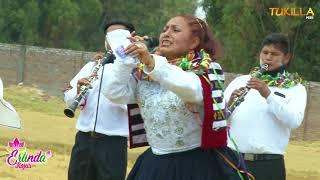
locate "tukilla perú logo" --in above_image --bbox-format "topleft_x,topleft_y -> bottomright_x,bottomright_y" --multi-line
6,138 -> 53,169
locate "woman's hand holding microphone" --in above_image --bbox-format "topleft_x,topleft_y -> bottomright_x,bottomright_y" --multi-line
125,35 -> 155,70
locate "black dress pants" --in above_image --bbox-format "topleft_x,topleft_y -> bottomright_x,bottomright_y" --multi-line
68,131 -> 127,180
245,158 -> 286,180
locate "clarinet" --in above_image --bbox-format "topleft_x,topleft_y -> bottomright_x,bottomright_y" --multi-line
226,64 -> 269,118
64,50 -> 115,118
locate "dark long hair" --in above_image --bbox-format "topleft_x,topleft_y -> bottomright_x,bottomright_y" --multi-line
178,15 -> 222,60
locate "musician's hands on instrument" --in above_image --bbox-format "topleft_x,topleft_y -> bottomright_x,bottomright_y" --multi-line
125,35 -> 155,69
228,87 -> 245,107
247,77 -> 271,98
77,77 -> 94,94
93,53 -> 104,62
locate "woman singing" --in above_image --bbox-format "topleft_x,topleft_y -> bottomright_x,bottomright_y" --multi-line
102,15 -> 242,180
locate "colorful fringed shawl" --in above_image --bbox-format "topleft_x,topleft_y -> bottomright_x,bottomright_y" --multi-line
250,65 -> 304,88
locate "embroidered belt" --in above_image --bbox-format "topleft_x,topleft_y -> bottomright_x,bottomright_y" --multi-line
242,153 -> 283,161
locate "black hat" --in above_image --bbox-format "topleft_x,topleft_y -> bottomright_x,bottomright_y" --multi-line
103,19 -> 135,33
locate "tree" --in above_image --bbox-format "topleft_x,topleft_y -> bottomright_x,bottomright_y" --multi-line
0,0 -> 40,45
39,0 -> 81,49
76,0 -> 103,51
0,0 -> 198,52
101,0 -> 198,38
203,0 -> 320,81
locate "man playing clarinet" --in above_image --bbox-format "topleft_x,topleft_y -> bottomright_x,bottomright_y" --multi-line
224,33 -> 307,180
64,19 -> 135,180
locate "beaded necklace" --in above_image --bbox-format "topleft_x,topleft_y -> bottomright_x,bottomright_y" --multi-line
132,49 -> 210,80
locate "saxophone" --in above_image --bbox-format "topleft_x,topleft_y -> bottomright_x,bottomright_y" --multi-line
226,64 -> 269,118
64,50 -> 115,118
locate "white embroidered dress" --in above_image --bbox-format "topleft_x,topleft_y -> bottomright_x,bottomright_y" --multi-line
102,55 -> 206,155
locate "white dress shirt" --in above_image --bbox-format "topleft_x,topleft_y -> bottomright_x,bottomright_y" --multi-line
102,55 -> 207,155
0,78 -> 21,129
0,78 -> 3,98
0,78 -> 17,112
64,62 -> 128,137
225,74 -> 307,154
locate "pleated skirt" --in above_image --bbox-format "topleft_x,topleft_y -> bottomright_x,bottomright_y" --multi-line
127,147 -> 242,180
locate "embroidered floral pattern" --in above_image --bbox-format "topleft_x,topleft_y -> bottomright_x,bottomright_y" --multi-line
136,81 -> 202,152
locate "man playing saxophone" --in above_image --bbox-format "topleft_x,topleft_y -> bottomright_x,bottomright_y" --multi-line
224,33 -> 307,180
64,19 -> 135,180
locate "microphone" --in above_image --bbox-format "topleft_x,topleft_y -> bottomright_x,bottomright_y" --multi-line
144,37 -> 159,52
101,50 -> 116,65
63,50 -> 116,118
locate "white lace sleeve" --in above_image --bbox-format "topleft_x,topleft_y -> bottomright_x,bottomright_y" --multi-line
143,55 -> 203,104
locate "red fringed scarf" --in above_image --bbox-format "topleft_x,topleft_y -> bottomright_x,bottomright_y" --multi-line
198,74 -> 227,148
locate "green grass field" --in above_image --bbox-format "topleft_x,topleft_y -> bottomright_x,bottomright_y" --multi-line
0,85 -> 319,180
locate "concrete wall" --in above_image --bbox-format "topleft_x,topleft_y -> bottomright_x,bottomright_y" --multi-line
0,43 -> 95,96
0,43 -> 319,141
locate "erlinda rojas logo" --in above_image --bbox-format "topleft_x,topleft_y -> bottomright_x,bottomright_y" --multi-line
5,138 -> 53,169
